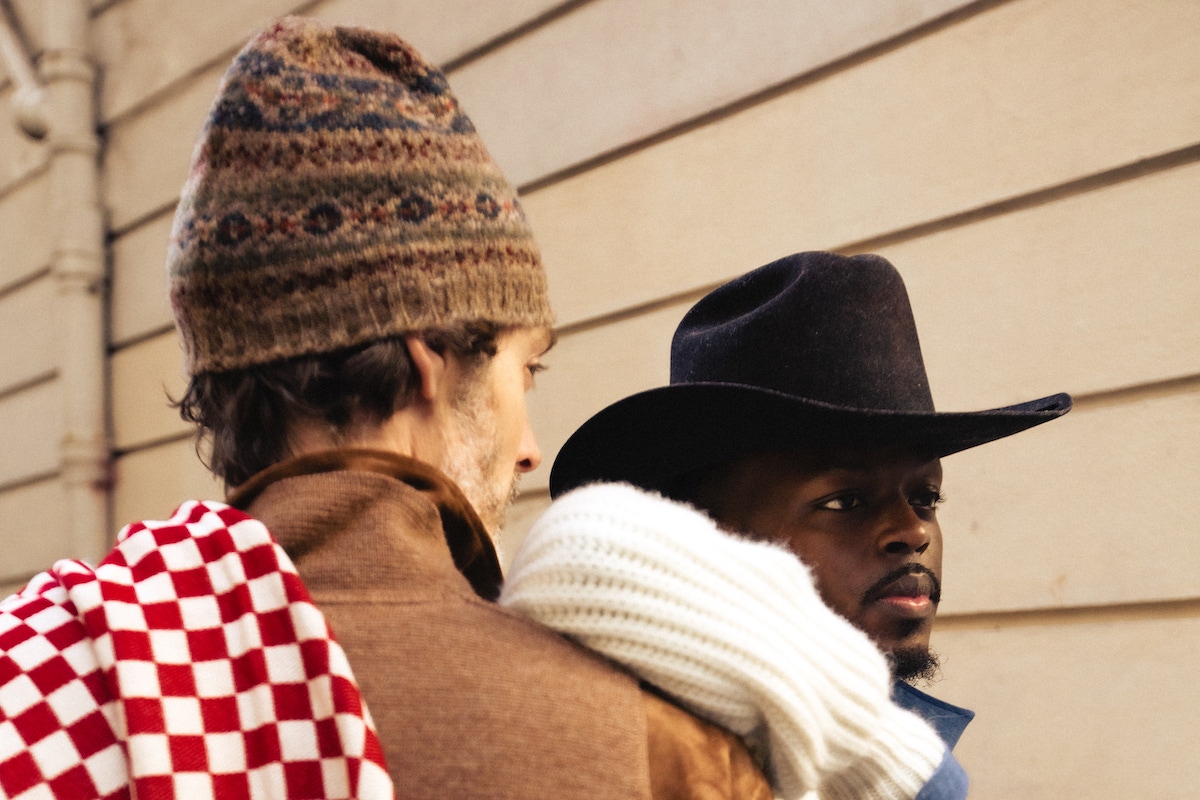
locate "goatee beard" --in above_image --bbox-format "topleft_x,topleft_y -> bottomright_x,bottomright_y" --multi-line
888,646 -> 941,684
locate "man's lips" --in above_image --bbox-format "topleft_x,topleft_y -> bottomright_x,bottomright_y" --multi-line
864,567 -> 941,619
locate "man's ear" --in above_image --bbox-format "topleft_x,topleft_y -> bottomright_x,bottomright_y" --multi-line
405,335 -> 447,402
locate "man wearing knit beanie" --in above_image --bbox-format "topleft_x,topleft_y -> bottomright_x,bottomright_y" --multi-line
0,17 -> 780,800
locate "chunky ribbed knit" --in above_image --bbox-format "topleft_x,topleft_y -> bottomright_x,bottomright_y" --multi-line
501,483 -> 946,800
168,17 -> 553,375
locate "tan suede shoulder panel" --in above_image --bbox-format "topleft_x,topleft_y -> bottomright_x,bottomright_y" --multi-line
644,692 -> 774,800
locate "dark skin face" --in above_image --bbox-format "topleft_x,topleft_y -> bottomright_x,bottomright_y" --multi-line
689,444 -> 944,658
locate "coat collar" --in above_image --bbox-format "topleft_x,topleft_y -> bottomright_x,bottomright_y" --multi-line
227,448 -> 504,600
892,680 -> 975,749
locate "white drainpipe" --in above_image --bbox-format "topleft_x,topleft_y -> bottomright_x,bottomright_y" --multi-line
41,0 -> 110,559
0,0 -> 48,138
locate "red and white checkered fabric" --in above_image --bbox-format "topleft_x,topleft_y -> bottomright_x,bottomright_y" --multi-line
0,500 -> 394,800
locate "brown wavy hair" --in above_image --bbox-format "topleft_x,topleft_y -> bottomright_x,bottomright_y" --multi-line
175,322 -> 502,487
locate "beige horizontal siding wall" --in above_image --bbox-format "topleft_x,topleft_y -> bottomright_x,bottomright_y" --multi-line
0,42 -> 57,589
0,0 -> 1194,796
936,602 -> 1200,797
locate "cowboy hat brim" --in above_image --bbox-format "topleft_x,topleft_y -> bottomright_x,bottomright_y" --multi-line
549,383 -> 1071,497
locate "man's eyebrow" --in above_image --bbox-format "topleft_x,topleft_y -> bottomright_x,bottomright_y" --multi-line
797,453 -> 871,472
811,462 -> 872,476
806,455 -> 942,474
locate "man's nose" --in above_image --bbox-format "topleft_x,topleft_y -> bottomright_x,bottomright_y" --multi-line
878,502 -> 931,555
516,421 -> 542,473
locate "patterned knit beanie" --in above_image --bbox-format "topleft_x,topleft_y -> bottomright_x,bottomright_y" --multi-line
167,16 -> 553,375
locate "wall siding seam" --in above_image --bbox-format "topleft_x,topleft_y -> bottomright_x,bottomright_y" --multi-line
0,468 -> 59,495
518,486 -> 549,503
555,282 -> 712,337
938,596 -> 1200,629
0,368 -> 56,401
109,320 -> 175,354
99,56 -> 229,130
85,0 -> 1018,191
108,198 -> 176,240
839,142 -> 1200,256
0,158 -> 49,201
517,0 -> 1014,196
93,0 -> 331,133
0,264 -> 50,299
551,142 -> 1200,337
91,0 -> 130,16
99,0 -> 588,131
112,429 -> 194,460
440,0 -> 597,73
1071,373 -> 1200,410
95,0 -> 326,127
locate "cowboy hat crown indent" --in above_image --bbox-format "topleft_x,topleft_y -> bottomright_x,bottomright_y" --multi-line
549,251 -> 1071,497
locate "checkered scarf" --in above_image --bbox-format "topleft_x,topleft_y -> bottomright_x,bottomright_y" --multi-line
0,500 -> 394,799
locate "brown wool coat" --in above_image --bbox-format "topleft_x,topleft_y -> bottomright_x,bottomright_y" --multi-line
231,449 -> 771,800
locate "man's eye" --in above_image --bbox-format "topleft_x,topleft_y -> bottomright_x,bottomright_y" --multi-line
817,494 -> 863,511
525,362 -> 547,385
911,488 -> 945,510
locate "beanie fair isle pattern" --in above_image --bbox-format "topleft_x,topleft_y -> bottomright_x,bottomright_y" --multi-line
168,17 -> 553,376
501,483 -> 947,800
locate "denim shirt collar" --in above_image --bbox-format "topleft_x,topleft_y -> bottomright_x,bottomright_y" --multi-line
893,681 -> 975,749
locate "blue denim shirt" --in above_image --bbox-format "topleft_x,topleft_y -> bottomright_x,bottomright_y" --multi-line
893,681 -> 974,800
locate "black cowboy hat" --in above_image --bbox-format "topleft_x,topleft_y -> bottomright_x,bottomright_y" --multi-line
550,251 -> 1071,497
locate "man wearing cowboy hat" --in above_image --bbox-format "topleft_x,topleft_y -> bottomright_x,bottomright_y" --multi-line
507,251 -> 1071,798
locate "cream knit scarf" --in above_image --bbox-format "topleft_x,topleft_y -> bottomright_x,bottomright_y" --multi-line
501,483 -> 946,800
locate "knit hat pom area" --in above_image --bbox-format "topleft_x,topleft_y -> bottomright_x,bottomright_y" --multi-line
501,483 -> 947,800
167,17 -> 553,375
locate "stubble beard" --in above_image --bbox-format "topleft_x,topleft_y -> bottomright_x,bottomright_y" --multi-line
437,378 -> 518,544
